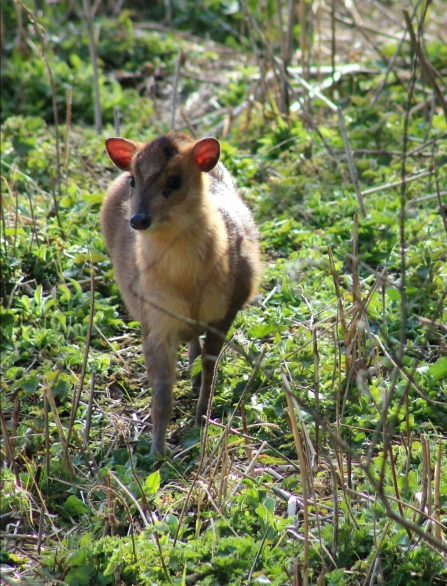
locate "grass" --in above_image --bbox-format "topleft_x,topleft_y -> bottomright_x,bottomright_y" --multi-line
1,1 -> 447,585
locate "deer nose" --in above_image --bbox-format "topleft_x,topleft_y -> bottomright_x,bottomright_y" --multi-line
130,213 -> 151,230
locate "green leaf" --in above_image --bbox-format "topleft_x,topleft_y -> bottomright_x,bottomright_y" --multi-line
19,295 -> 31,312
0,308 -> 14,327
34,284 -> 42,306
263,497 -> 275,517
43,297 -> 57,313
386,288 -> 400,301
82,193 -> 104,205
255,505 -> 268,525
145,470 -> 160,495
80,533 -> 92,548
67,548 -> 87,568
54,310 -> 67,328
74,252 -> 108,264
58,284 -> 71,303
191,356 -> 202,377
429,357 -> 447,383
68,278 -> 82,294
52,377 -> 70,399
65,565 -> 94,586
64,495 -> 89,516
165,513 -> 178,537
20,373 -> 39,395
248,323 -> 276,337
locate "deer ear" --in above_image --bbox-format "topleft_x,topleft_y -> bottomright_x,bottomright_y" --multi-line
192,137 -> 220,172
105,138 -> 137,171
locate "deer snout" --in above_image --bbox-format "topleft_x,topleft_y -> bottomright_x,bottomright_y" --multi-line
130,213 -> 151,230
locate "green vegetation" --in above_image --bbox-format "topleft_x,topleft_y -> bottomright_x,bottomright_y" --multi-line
1,1 -> 446,584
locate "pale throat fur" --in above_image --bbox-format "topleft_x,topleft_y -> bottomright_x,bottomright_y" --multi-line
131,171 -> 231,337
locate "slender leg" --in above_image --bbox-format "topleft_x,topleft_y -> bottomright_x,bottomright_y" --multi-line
188,337 -> 202,391
143,335 -> 177,455
195,311 -> 238,427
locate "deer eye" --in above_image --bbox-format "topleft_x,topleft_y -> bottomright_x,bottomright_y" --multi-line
167,175 -> 181,190
129,176 -> 136,189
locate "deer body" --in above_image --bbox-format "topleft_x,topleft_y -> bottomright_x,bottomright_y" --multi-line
101,133 -> 260,455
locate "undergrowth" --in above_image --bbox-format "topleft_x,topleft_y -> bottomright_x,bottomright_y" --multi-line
1,1 -> 447,585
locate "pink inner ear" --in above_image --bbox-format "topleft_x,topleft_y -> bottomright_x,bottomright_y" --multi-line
105,138 -> 136,171
193,138 -> 220,172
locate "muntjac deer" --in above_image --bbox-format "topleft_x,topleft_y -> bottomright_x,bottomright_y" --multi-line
101,132 -> 260,455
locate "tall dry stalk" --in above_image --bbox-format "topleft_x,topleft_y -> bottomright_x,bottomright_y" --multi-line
83,0 -> 102,132
19,2 -> 63,199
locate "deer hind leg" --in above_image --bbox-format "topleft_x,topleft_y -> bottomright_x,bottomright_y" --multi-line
143,336 -> 178,456
195,311 -> 238,427
188,337 -> 202,391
